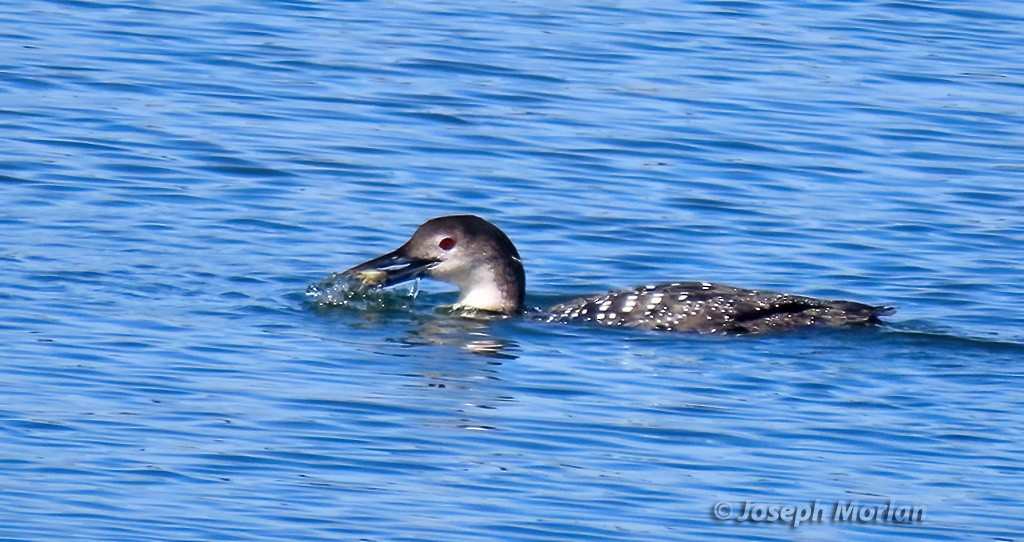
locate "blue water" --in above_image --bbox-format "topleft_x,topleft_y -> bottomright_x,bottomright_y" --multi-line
3,0 -> 1024,540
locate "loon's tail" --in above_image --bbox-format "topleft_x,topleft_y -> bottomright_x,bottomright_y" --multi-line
873,305 -> 897,317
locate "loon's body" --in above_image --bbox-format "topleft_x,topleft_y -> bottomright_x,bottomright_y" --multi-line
341,215 -> 893,335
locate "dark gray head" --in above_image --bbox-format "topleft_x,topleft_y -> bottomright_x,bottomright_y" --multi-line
343,215 -> 525,314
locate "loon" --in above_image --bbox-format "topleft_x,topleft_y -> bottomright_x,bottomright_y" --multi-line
341,215 -> 894,334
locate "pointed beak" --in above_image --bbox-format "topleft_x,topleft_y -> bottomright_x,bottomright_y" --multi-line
342,247 -> 436,288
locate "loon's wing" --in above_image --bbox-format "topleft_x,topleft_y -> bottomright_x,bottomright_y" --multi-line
545,282 -> 893,334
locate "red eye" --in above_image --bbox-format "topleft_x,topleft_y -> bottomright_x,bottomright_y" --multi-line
438,237 -> 456,251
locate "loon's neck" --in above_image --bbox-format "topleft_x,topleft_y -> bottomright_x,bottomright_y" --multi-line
449,255 -> 525,314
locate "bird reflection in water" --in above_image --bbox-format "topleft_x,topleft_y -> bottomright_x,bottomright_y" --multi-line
395,311 -> 519,360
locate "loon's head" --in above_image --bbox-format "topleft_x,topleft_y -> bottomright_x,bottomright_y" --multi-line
342,215 -> 525,314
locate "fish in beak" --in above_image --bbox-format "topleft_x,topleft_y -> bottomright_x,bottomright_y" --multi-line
341,247 -> 437,289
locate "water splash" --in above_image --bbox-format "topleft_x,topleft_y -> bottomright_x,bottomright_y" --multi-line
305,272 -> 420,310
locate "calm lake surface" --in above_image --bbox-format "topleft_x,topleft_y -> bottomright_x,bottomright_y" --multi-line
3,1 -> 1024,540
